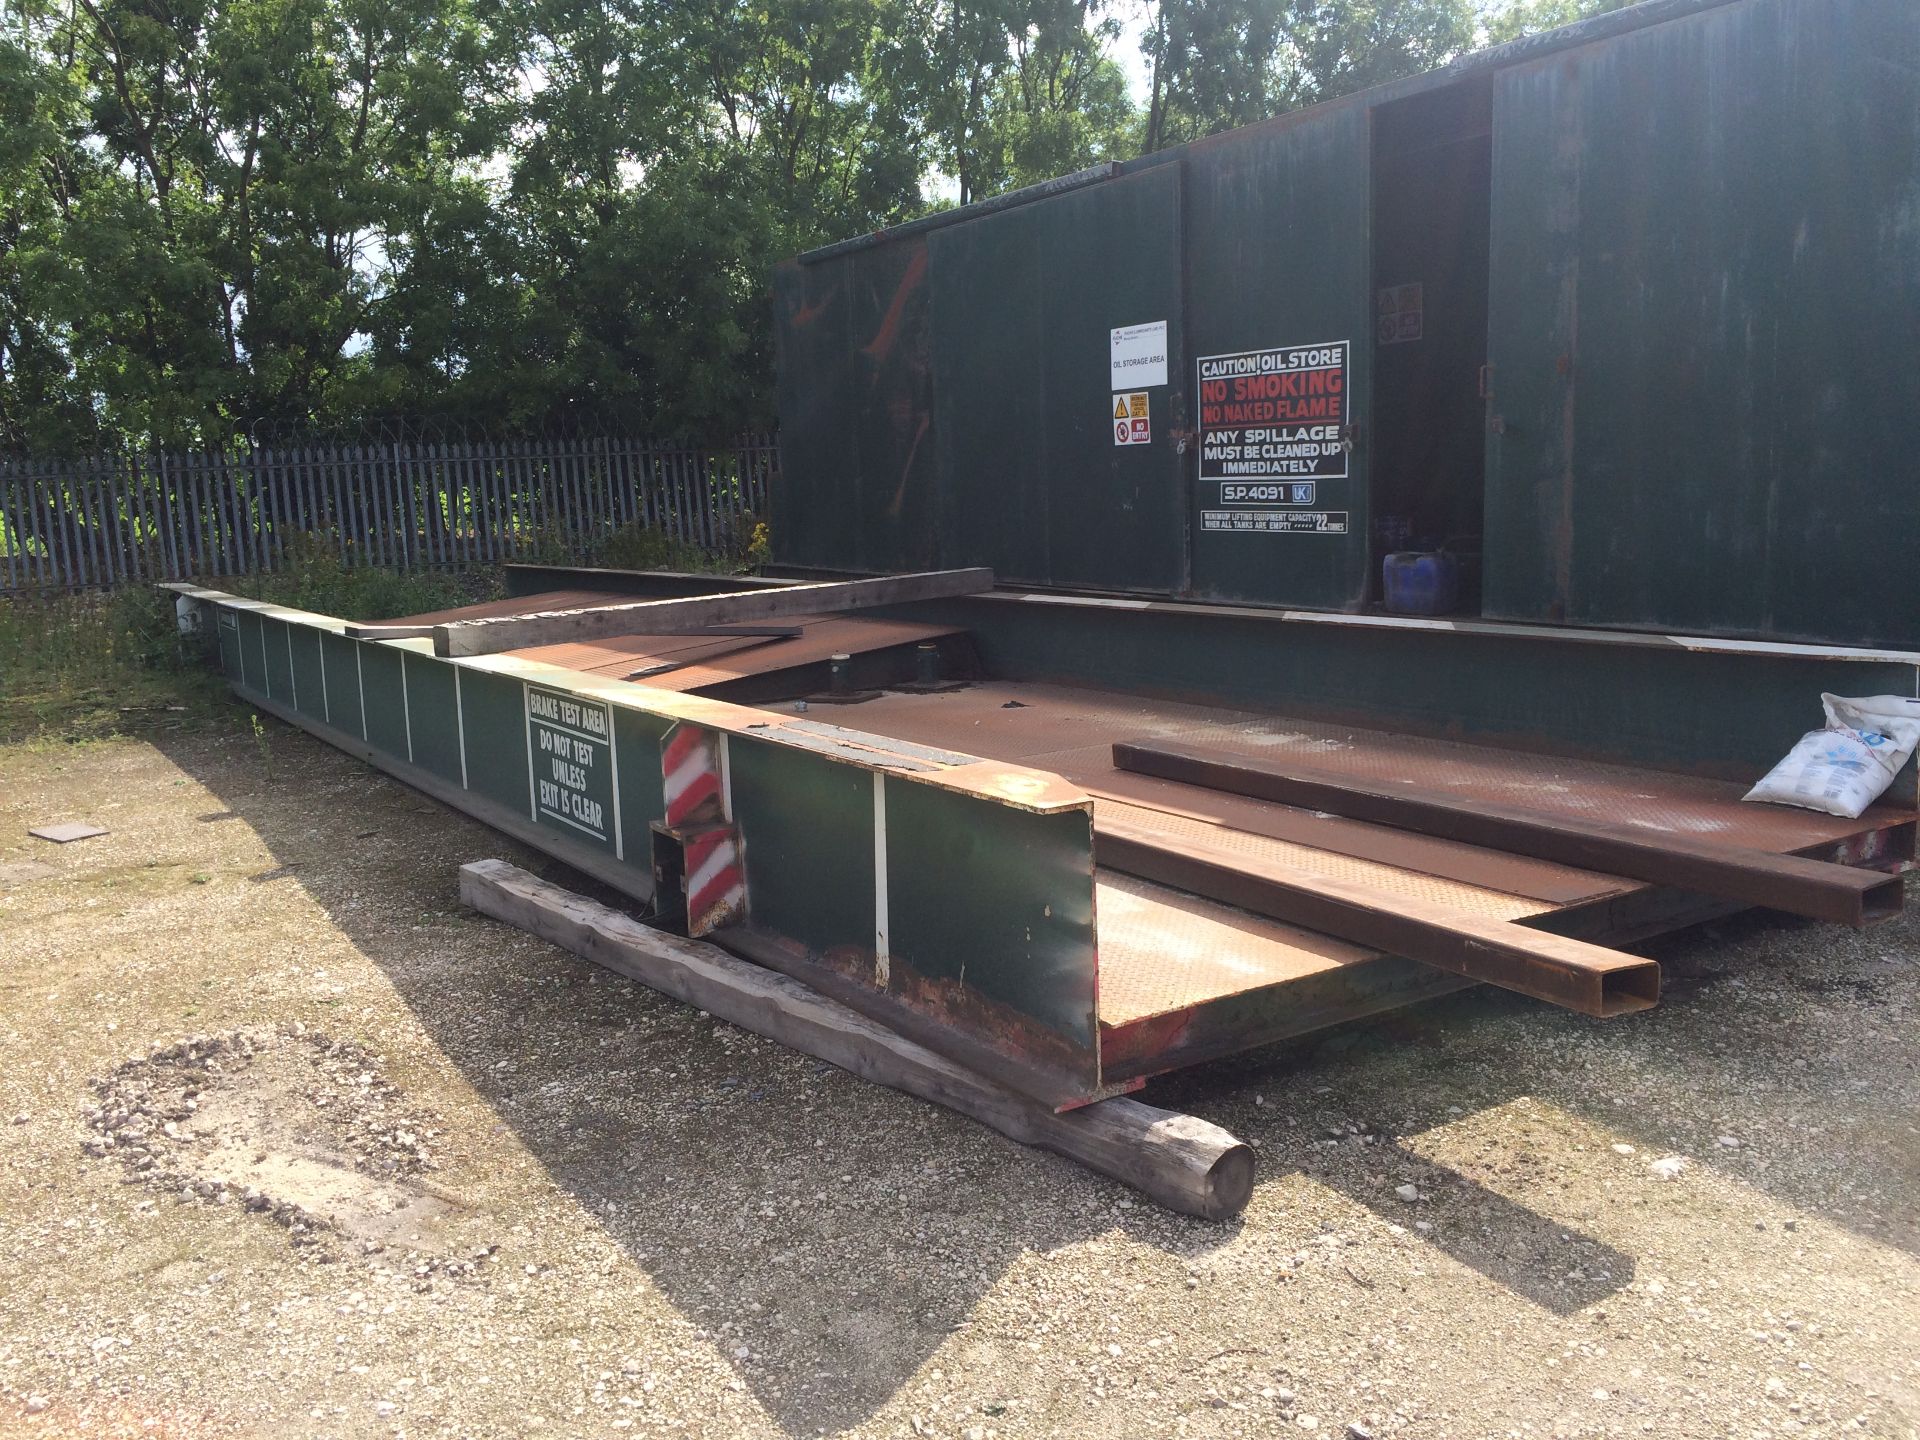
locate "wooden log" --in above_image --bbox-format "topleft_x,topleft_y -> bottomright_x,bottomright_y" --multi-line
341,623 -> 438,640
459,858 -> 1253,1219
433,567 -> 994,657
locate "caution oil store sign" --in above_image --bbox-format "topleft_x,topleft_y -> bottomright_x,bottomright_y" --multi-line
1195,342 -> 1350,535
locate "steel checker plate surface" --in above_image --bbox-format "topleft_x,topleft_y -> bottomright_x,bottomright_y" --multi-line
1093,873 -> 1374,1026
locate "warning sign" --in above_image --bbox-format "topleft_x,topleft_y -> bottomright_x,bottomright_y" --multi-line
1112,391 -> 1150,446
526,684 -> 618,848
1195,343 -> 1349,534
1377,283 -> 1423,345
1197,343 -> 1348,482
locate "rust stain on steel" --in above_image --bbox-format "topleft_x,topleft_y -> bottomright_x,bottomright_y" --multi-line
1090,783 -> 1612,906
788,283 -> 838,330
1098,819 -> 1660,1020
726,926 -> 1102,1108
839,683 -> 1631,904
888,412 -> 932,521
1100,715 -> 1907,856
1092,872 -> 1372,1027
1099,958 -> 1477,1085
862,243 -> 929,364
1115,739 -> 1905,929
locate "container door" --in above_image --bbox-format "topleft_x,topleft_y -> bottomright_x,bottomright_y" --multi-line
1184,102 -> 1373,607
929,163 -> 1187,593
1482,0 -> 1920,643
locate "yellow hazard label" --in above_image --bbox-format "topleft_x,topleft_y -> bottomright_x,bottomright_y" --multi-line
1113,397 -> 1130,419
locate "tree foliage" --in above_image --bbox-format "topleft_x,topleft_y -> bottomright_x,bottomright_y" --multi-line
1,0 -> 1616,451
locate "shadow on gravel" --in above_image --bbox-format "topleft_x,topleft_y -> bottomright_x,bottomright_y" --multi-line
150,722 -> 1244,1432
150,718 -> 1920,1427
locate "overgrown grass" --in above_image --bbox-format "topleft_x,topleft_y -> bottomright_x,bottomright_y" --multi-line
1,547 -> 497,746
1,519 -> 765,746
0,587 -> 228,745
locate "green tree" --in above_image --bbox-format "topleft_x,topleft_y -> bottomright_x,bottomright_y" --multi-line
1140,0 -> 1479,151
1482,0 -> 1634,44
1,0 -> 510,449
2,0 -> 1552,451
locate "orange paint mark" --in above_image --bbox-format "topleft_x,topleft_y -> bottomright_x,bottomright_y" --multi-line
862,246 -> 929,363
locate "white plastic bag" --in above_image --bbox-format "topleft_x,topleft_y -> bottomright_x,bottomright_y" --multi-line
1743,692 -> 1920,818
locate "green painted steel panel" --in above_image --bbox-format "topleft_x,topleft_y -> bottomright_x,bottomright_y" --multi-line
358,643 -> 410,762
236,611 -> 265,695
612,706 -> 670,833
1483,0 -> 1920,644
727,738 -> 875,961
1184,103 -> 1375,608
290,627 -> 327,726
320,633 -> 365,740
883,778 -> 1097,1050
458,667 -> 533,818
771,239 -> 939,574
262,617 -> 297,706
215,610 -> 242,680
405,653 -> 463,788
929,163 -> 1188,592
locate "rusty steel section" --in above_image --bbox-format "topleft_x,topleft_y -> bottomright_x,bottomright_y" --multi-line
1093,797 -> 1551,921
1098,819 -> 1660,1019
1091,872 -> 1374,1026
1114,740 -> 1909,928
834,683 -> 1634,903
510,614 -> 964,694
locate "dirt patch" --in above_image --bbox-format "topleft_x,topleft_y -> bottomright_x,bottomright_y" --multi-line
81,1025 -> 487,1270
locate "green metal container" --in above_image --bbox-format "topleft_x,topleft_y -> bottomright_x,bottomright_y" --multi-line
772,0 -> 1920,648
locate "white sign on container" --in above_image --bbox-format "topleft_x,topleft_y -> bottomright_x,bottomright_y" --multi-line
1110,321 -> 1169,389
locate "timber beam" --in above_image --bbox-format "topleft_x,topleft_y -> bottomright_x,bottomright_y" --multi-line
460,858 -> 1253,1219
432,568 -> 994,657
1112,740 -> 1907,929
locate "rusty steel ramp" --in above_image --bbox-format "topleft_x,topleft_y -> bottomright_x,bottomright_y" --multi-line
717,679 -> 1912,1083
227,580 -> 1915,1106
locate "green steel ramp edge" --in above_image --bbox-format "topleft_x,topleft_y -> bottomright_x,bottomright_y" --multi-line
167,585 -> 1102,1107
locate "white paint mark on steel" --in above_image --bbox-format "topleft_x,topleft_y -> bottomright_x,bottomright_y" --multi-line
259,620 -> 271,698
285,626 -> 298,710
873,772 -> 890,987
317,632 -> 330,726
522,683 -> 539,821
355,644 -> 368,740
400,650 -> 414,764
719,733 -> 734,820
454,666 -> 469,791
607,698 -> 625,860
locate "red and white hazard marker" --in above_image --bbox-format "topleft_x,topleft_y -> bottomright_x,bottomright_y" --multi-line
682,825 -> 746,936
661,722 -> 723,827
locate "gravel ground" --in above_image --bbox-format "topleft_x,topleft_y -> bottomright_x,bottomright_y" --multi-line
1,717 -> 1917,1440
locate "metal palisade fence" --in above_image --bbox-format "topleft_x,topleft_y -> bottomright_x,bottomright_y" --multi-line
0,432 -> 778,592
